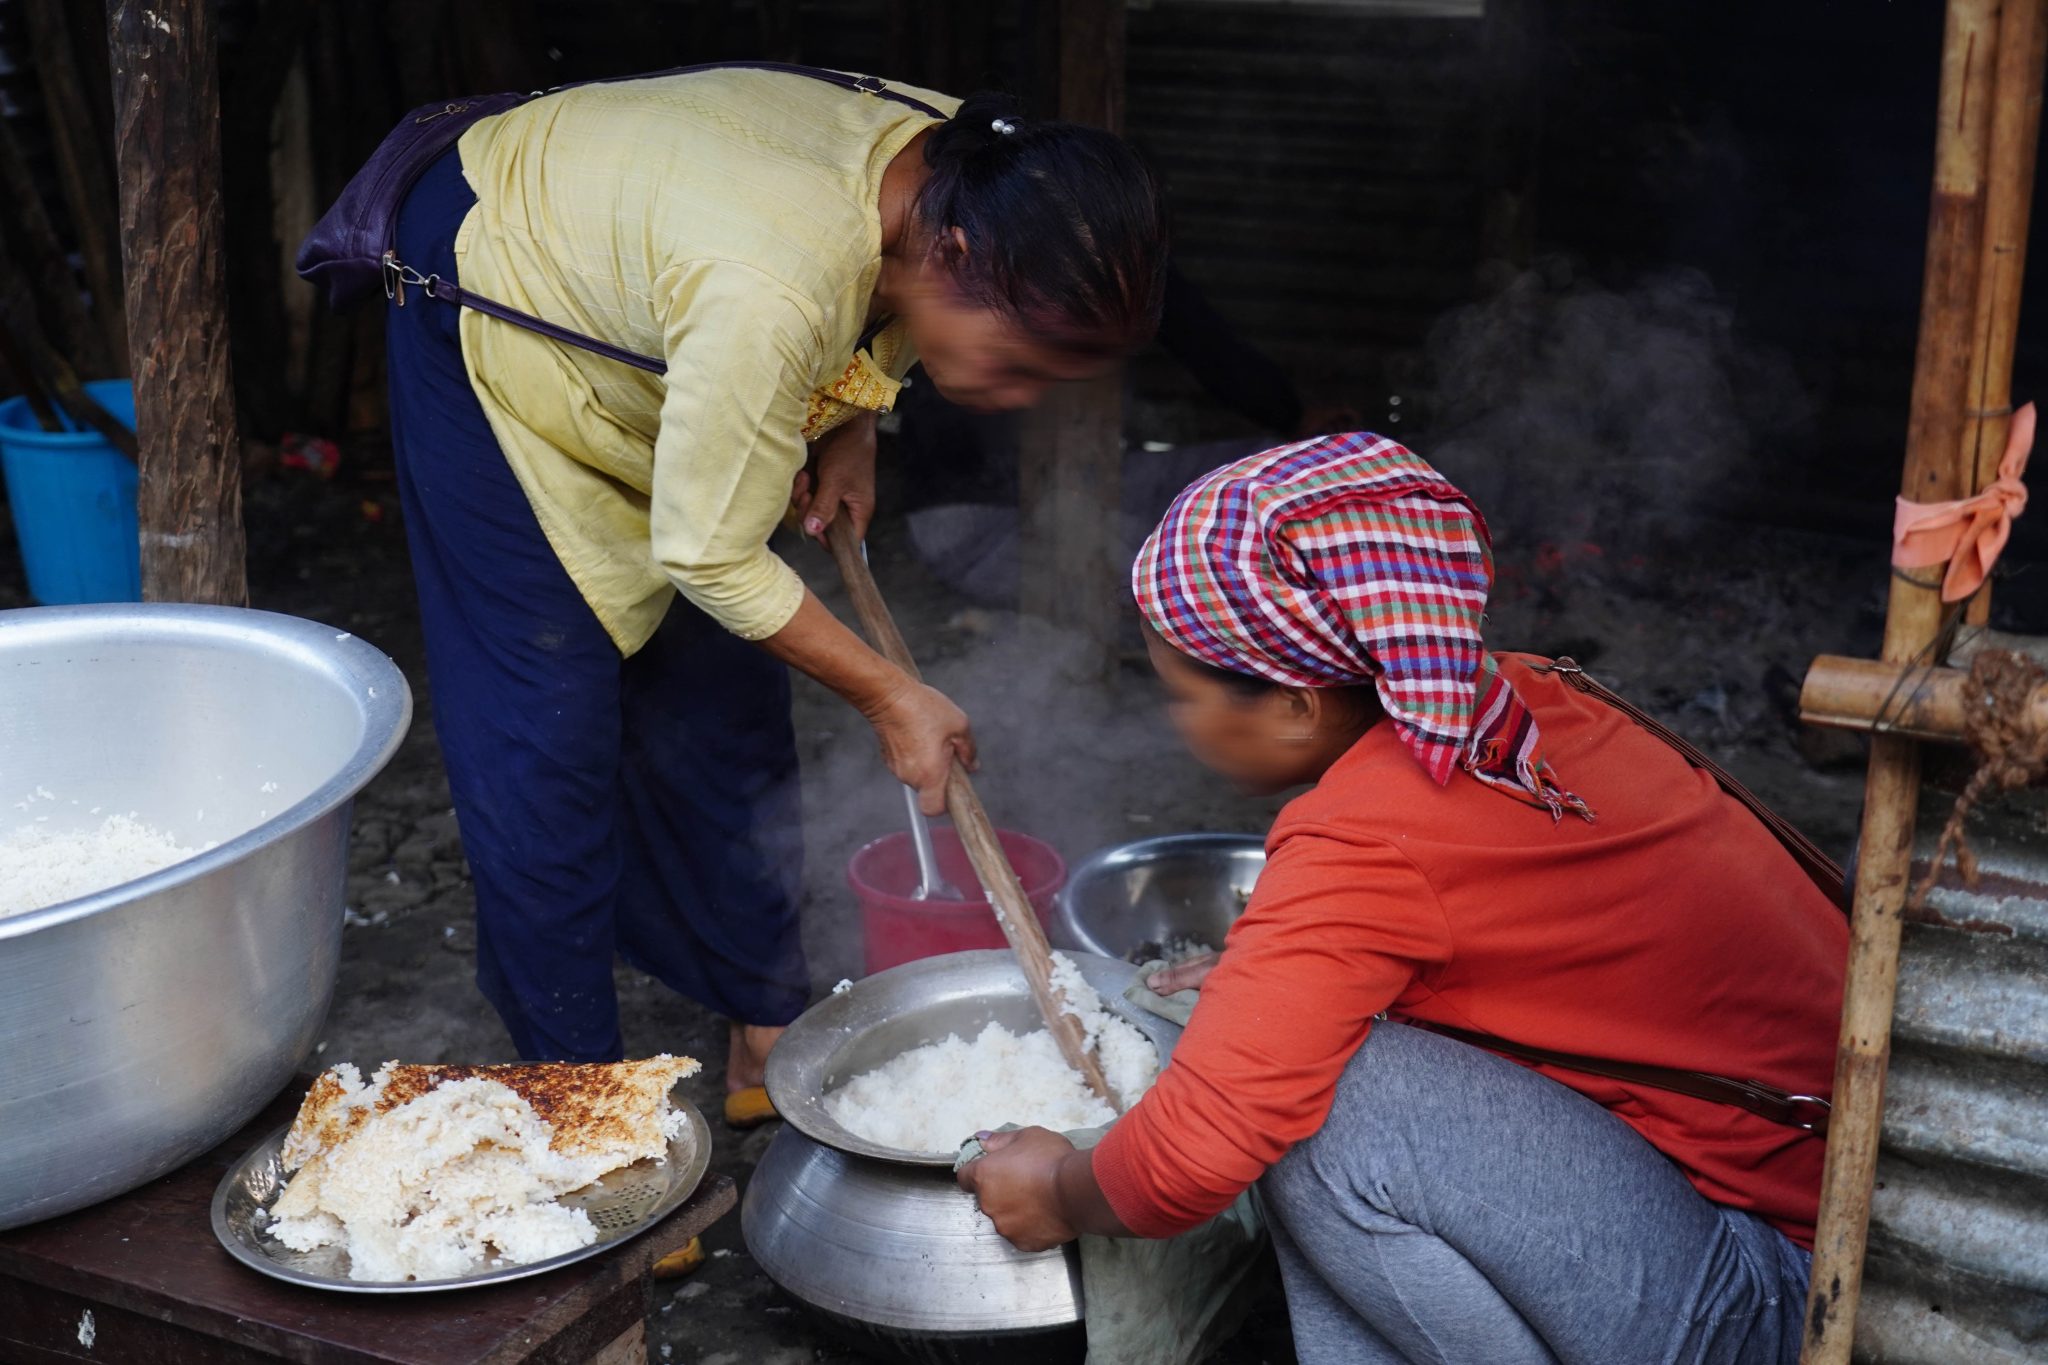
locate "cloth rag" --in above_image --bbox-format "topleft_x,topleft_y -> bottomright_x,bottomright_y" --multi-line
957,1125 -> 1266,1365
1893,401 -> 2036,602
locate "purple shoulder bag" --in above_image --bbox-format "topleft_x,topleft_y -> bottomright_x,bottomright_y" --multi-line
295,64 -> 945,376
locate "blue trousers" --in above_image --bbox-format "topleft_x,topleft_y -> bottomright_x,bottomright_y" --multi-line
1262,1022 -> 1811,1364
385,150 -> 808,1062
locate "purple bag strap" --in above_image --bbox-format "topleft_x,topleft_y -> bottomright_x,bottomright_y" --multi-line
393,260 -> 895,377
394,63 -> 943,374
394,263 -> 669,374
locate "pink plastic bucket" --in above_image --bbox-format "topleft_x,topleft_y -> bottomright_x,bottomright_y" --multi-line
848,828 -> 1066,975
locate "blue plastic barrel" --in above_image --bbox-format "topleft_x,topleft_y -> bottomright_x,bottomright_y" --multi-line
0,379 -> 140,604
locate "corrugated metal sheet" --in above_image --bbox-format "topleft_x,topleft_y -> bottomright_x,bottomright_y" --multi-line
1858,783 -> 2048,1363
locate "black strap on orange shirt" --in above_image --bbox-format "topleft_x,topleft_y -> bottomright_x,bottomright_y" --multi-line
1420,655 -> 1843,1134
1530,656 -> 1849,910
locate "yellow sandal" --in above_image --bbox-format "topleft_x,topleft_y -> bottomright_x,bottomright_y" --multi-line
722,1084 -> 778,1129
652,1236 -> 707,1280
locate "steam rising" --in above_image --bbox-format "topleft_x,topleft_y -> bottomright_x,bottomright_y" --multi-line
1419,259 -> 1812,547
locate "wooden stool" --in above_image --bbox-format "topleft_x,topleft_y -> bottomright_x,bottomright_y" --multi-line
0,1083 -> 736,1364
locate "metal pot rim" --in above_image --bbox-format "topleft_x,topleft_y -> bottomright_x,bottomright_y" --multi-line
0,603 -> 412,940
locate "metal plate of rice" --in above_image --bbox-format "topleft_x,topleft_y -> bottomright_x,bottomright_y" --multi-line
209,1090 -> 711,1293
768,949 -> 1183,1167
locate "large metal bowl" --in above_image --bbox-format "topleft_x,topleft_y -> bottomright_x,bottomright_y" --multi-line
0,604 -> 410,1230
1051,833 -> 1266,961
764,949 -> 1180,1167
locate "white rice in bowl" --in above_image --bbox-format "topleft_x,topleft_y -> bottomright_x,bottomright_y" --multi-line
824,952 -> 1161,1153
0,811 -> 202,920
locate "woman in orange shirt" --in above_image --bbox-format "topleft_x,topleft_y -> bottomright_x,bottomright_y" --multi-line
959,434 -> 1844,1365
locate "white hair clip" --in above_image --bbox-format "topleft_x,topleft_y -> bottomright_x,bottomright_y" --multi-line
991,118 -> 1018,135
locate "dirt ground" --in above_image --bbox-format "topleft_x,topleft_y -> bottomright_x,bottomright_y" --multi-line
0,466 -> 1879,1363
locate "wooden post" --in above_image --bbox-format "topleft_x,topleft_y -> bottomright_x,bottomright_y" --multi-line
1799,2 -> 2015,1358
1965,0 -> 2048,625
108,0 -> 250,606
22,0 -> 128,375
1017,0 -> 1128,678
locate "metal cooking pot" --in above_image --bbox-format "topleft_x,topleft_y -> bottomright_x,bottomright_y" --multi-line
0,604 -> 410,1230
745,950 -> 1181,1357
1052,833 -> 1266,962
747,1130 -> 1087,1365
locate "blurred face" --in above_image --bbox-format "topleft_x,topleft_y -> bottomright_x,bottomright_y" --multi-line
901,286 -> 1109,412
1145,632 -> 1369,794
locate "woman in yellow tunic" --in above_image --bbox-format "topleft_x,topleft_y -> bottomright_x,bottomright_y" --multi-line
379,67 -> 1167,1110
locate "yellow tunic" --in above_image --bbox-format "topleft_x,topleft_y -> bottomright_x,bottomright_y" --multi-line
452,70 -> 957,653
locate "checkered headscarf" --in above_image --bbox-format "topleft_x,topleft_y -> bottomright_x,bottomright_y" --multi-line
1132,433 -> 1590,819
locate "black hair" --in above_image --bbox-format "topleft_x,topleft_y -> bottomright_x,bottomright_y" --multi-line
1181,650 -> 1385,730
1185,653 -> 1283,700
915,91 -> 1169,355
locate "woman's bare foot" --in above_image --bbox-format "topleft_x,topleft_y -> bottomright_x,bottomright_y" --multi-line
726,1022 -> 785,1094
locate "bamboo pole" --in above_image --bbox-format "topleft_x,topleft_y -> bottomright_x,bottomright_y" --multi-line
1966,0 -> 2048,626
1800,654 -> 2048,741
108,0 -> 250,606
825,522 -> 1119,1107
40,351 -> 140,462
21,0 -> 127,375
1800,2 -> 2016,1358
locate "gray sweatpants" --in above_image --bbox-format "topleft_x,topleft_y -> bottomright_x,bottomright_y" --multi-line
1260,1022 -> 1811,1365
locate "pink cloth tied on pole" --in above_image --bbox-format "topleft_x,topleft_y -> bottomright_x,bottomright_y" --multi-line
1892,402 -> 2036,603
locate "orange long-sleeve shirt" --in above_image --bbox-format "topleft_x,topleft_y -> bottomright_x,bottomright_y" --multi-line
1094,655 -> 1845,1248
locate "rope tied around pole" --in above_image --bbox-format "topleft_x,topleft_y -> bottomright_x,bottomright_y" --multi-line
1910,647 -> 2048,913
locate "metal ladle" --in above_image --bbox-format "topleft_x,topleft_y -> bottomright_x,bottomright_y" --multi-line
902,785 -> 967,901
849,535 -> 963,901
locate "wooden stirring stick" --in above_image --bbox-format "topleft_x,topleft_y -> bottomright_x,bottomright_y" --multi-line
826,521 -> 1120,1107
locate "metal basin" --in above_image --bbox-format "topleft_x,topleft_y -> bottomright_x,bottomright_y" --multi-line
747,951 -> 1180,1352
0,604 -> 410,1229
1051,833 -> 1266,961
